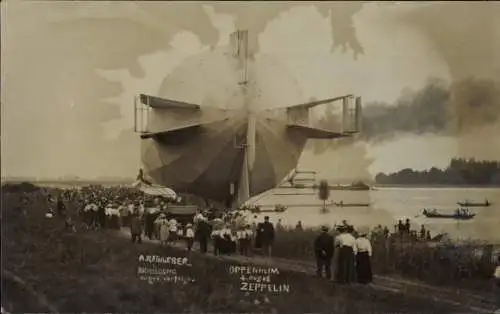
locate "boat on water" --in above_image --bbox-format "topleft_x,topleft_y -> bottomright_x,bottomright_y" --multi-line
249,204 -> 287,214
333,201 -> 370,207
457,199 -> 492,207
342,181 -> 371,191
422,208 -> 476,220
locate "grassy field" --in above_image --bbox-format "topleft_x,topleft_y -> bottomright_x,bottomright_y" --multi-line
272,226 -> 496,292
1,190 -> 477,313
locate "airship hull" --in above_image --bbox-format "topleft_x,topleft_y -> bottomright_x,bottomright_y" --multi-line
141,113 -> 308,204
136,30 -> 361,207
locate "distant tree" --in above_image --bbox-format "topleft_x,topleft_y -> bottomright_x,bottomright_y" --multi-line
374,158 -> 500,186
318,180 -> 330,210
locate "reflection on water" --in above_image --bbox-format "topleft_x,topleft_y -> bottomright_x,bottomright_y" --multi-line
248,187 -> 500,242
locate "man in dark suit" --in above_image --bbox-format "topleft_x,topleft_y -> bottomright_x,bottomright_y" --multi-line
314,225 -> 334,279
196,218 -> 212,254
258,216 -> 275,256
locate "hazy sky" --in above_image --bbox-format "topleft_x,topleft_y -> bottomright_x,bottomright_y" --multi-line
2,1 -> 499,180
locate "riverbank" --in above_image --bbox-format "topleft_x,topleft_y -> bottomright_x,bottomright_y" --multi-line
271,227 -> 497,292
3,191 -> 496,313
374,184 -> 500,189
2,200 -> 470,314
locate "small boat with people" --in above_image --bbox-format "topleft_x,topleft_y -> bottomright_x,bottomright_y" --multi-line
333,201 -> 370,207
422,208 -> 476,220
248,204 -> 288,214
457,199 -> 492,207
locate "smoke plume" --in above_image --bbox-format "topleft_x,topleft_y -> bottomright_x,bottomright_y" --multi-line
309,76 -> 500,152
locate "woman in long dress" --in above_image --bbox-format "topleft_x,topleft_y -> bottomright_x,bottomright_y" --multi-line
169,218 -> 178,241
355,231 -> 373,284
159,216 -> 170,245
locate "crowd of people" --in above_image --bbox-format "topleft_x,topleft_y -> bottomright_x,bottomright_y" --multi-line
38,186 -> 279,257
14,183 -> 500,299
37,185 -> 431,287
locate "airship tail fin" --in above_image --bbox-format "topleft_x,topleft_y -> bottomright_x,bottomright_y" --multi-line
284,94 -> 362,138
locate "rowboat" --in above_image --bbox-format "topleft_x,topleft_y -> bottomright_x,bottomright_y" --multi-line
422,209 -> 475,220
250,204 -> 287,214
457,200 -> 491,207
333,202 -> 370,207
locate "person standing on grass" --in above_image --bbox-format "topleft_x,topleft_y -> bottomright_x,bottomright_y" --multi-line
196,217 -> 211,254
276,219 -> 284,232
314,225 -> 334,279
57,197 -> 66,216
237,225 -> 247,255
185,223 -> 195,251
335,225 -> 357,284
295,221 -> 303,231
419,225 -> 426,240
98,202 -> 106,229
494,255 -> 500,310
241,224 -> 253,256
355,229 -> 373,284
211,226 -> 222,256
130,211 -> 143,244
177,222 -> 184,240
258,216 -> 275,257
169,218 -> 178,241
157,215 -> 170,245
220,224 -> 232,255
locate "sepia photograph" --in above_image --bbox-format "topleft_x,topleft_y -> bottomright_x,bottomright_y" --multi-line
1,1 -> 500,313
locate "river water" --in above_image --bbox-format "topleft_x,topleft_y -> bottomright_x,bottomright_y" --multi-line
248,187 -> 500,243
35,182 -> 500,242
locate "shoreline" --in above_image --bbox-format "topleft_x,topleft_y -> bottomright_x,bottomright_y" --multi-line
374,184 -> 500,189
3,180 -> 500,189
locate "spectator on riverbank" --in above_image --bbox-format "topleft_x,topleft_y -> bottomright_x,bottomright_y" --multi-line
420,225 -> 426,240
211,226 -> 222,256
157,214 -> 169,245
295,221 -> 303,231
220,224 -> 233,255
98,203 -> 106,229
383,226 -> 389,238
130,212 -> 142,244
168,218 -> 178,241
185,223 -> 195,251
314,226 -> 334,279
195,217 -> 211,254
397,220 -> 404,235
355,229 -> 373,284
56,197 -> 66,216
335,225 -> 357,284
276,219 -> 284,232
494,256 -> 500,309
404,219 -> 411,234
237,224 -> 253,256
258,216 -> 275,257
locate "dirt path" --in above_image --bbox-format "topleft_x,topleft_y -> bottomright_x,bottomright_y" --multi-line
117,228 -> 496,313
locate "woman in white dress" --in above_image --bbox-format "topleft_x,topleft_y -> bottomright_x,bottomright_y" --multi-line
158,215 -> 170,245
169,218 -> 178,241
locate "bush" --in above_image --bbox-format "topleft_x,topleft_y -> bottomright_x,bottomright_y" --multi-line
2,182 -> 41,193
272,227 -> 495,291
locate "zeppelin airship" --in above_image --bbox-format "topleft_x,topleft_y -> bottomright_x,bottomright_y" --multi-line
134,30 -> 362,208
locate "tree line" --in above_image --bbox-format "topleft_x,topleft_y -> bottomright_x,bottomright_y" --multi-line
375,158 -> 500,186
